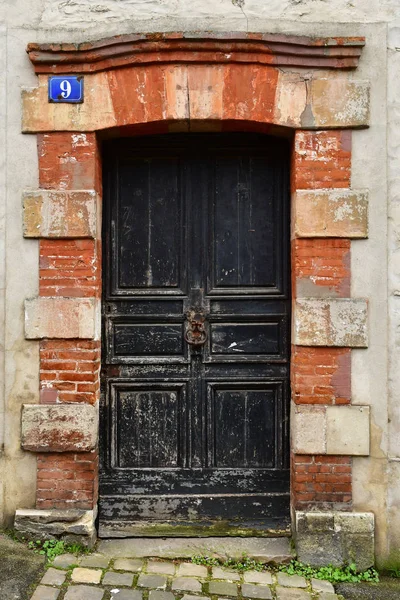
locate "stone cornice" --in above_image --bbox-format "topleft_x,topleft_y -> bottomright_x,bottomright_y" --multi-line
27,32 -> 365,74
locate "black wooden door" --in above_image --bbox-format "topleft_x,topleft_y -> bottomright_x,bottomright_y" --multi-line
100,133 -> 291,537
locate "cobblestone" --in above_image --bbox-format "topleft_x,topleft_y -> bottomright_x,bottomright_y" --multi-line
30,556 -> 339,600
103,571 -> 135,586
177,563 -> 208,577
137,574 -> 168,589
110,591 -> 142,600
243,572 -> 273,585
212,567 -> 240,581
80,554 -> 110,568
275,587 -> 311,600
311,579 -> 335,593
147,561 -> 175,575
40,568 -> 67,586
71,568 -> 102,584
172,577 -> 202,592
208,581 -> 238,596
31,586 -> 60,600
64,586 -> 105,600
52,554 -> 78,568
241,584 -> 272,599
277,573 -> 307,588
114,559 -> 143,572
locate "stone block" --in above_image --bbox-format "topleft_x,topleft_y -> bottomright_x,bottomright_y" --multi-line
172,577 -> 202,593
326,406 -> 370,455
40,568 -> 67,586
275,589 -> 310,600
293,190 -> 368,238
294,299 -> 368,347
178,563 -> 207,577
241,584 -> 272,599
276,573 -> 307,588
71,567 -> 102,584
212,567 -> 240,581
113,558 -> 143,572
243,572 -> 273,585
102,571 -> 134,586
295,511 -> 374,571
80,554 -> 110,568
23,190 -> 97,238
307,79 -> 370,129
147,560 -> 175,575
25,296 -> 97,339
208,581 -> 238,596
30,587 -> 60,600
137,574 -> 168,589
64,586 -> 104,600
14,508 -> 97,547
292,406 -> 326,454
21,404 -> 98,452
311,579 -> 334,593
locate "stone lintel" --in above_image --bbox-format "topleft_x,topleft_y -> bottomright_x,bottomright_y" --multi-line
23,190 -> 97,238
14,507 -> 97,547
295,511 -> 375,571
21,403 -> 98,452
292,404 -> 370,456
25,297 -> 97,339
293,189 -> 369,238
294,298 -> 368,347
22,67 -> 370,133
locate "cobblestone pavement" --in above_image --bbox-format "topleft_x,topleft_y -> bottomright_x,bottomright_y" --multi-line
29,556 -> 342,600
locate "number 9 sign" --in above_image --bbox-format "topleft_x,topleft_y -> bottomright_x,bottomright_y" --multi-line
48,76 -> 84,103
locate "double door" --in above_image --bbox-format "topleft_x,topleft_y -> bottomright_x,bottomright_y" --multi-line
100,133 -> 291,536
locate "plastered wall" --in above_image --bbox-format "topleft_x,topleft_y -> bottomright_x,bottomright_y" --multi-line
2,0 -> 400,565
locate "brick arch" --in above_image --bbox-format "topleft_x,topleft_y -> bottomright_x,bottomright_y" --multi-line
19,32 -> 371,546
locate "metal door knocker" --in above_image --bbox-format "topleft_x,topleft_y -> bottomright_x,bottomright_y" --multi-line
184,311 -> 208,346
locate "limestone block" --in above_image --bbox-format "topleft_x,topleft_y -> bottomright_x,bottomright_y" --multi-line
307,79 -> 370,129
293,190 -> 368,238
21,403 -> 98,452
294,299 -> 368,347
326,406 -> 370,455
295,511 -> 374,571
292,405 -> 326,454
25,297 -> 97,339
23,190 -> 97,238
14,508 -> 97,547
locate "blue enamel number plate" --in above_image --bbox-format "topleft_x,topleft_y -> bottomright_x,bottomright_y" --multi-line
48,76 -> 84,103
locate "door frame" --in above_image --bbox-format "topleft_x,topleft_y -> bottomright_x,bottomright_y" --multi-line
21,33 -> 370,542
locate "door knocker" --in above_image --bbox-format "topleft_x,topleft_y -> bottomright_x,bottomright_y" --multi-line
184,311 -> 208,346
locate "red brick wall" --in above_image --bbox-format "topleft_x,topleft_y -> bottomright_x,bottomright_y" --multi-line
292,454 -> 352,510
36,451 -> 99,510
291,130 -> 353,511
36,132 -> 101,510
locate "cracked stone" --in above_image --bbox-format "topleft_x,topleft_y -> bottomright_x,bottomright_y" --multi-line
241,584 -> 272,599
71,568 -> 102,584
172,577 -> 202,592
40,568 -> 67,586
137,574 -> 167,589
177,563 -> 208,578
103,571 -> 134,586
209,581 -> 238,596
277,573 -> 307,588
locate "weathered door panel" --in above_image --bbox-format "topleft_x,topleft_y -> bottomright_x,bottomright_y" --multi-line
100,134 -> 291,536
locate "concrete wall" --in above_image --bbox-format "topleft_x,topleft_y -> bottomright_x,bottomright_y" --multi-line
2,0 -> 400,565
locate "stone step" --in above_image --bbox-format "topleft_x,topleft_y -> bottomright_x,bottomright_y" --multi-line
97,537 -> 293,563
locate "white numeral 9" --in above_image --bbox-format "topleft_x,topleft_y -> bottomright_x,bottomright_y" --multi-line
60,80 -> 72,99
